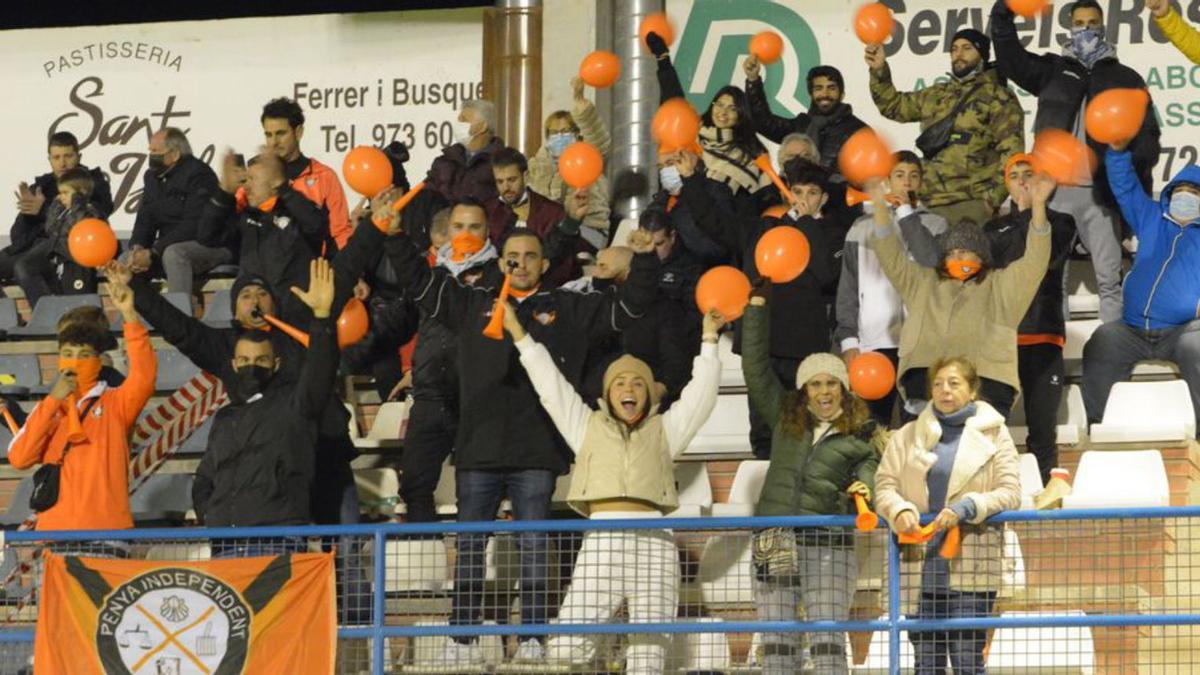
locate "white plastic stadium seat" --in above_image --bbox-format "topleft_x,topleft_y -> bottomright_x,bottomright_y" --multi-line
696,533 -> 754,607
683,393 -> 751,456
383,539 -> 449,594
366,400 -> 409,441
710,460 -> 769,517
1089,380 -> 1195,444
1061,450 -> 1169,508
1017,453 -> 1044,511
1008,384 -> 1086,448
609,217 -> 636,247
985,610 -> 1095,673
1063,319 -> 1102,376
433,457 -> 458,516
717,333 -> 744,389
665,462 -> 712,517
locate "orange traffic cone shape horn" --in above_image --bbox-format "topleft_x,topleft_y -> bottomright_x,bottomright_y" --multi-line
64,395 -> 86,444
1,406 -> 18,434
846,187 -> 869,207
261,313 -> 310,348
482,273 -> 514,341
854,494 -> 879,531
754,154 -> 799,206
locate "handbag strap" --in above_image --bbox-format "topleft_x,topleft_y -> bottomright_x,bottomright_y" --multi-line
52,395 -> 101,466
935,79 -> 987,133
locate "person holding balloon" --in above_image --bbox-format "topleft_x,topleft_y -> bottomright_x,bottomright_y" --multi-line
645,147 -> 742,266
983,154 -> 1079,483
25,167 -> 108,306
743,283 -> 885,674
873,354 -> 1021,675
836,151 -> 947,426
865,170 -> 1055,420
1147,0 -> 1200,63
866,27 -> 1024,228
991,0 -> 1161,325
527,76 -> 613,244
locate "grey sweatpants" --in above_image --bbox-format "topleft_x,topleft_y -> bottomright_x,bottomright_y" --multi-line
754,544 -> 856,675
162,241 -> 233,297
1049,185 -> 1124,323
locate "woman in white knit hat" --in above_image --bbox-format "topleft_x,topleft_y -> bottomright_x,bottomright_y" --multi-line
502,303 -> 726,674
743,286 -> 885,675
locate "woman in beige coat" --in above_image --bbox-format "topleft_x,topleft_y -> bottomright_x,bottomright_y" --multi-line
874,355 -> 1020,674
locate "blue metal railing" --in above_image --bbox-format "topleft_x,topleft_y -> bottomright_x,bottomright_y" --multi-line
2,505 -> 1198,674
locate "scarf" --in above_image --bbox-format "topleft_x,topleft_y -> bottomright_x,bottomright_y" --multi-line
805,102 -> 853,145
698,126 -> 770,195
1064,30 -> 1117,70
435,238 -> 499,278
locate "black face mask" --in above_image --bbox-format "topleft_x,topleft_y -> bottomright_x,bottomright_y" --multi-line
591,277 -> 616,292
234,365 -> 274,400
147,153 -> 168,173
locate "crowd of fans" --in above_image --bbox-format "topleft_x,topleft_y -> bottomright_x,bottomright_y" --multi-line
6,0 -> 1200,671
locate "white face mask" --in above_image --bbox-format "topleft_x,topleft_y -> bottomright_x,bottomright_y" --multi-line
659,165 -> 684,195
1169,190 -> 1200,225
455,120 -> 477,146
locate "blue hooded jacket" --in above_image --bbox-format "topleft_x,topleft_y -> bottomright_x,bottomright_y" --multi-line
1106,149 -> 1200,330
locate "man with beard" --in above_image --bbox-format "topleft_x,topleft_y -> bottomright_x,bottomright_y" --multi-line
991,0 -> 1160,324
743,61 -> 866,173
867,29 -> 1024,227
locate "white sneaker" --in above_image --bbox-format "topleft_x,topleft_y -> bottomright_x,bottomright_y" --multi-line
513,639 -> 546,663
441,638 -> 484,667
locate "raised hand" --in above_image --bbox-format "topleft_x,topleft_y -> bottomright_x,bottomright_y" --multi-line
864,44 -> 886,73
627,228 -> 655,255
571,75 -> 586,103
701,309 -> 726,337
567,189 -> 589,221
1146,0 -> 1169,18
291,258 -> 335,319
743,54 -> 761,82
646,32 -> 670,59
103,261 -> 136,320
675,150 -> 699,178
1029,173 -> 1057,206
219,149 -> 244,194
501,301 -> 526,341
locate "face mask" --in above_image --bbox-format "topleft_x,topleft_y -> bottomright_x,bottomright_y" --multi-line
546,132 -> 574,158
59,356 -> 102,394
1069,26 -> 1105,59
945,258 -> 982,281
455,120 -> 477,146
1169,190 -> 1200,224
591,277 -> 616,292
147,153 -> 167,173
450,231 -> 486,261
234,364 -> 274,400
659,165 -> 684,195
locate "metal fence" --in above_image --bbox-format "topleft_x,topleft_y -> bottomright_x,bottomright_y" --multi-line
0,506 -> 1197,674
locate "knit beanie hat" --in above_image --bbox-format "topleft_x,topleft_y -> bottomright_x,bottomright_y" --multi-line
794,353 -> 850,391
230,274 -> 278,314
940,220 -> 993,267
603,354 -> 661,408
952,28 -> 991,63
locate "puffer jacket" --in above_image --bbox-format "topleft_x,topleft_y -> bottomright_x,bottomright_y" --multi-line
743,303 -> 882,523
8,166 -> 113,255
745,78 -> 867,170
527,98 -> 612,234
874,400 -> 1020,612
425,136 -> 506,204
870,64 -> 1023,209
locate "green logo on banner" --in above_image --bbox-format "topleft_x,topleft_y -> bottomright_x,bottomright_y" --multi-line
673,0 -> 820,117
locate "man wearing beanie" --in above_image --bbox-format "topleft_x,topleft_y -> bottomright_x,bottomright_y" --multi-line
866,26 -> 1024,228
992,0 -> 1160,324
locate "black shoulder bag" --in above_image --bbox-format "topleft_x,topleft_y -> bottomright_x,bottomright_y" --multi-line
914,80 -> 985,160
29,397 -> 99,512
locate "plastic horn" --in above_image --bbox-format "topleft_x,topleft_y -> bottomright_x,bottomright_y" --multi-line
854,494 -> 879,531
389,180 -> 426,212
64,395 -> 86,443
482,273 -> 514,341
753,154 -> 799,206
1,406 -> 18,434
846,187 -> 868,207
896,521 -> 938,545
939,525 -> 961,559
260,312 -> 310,348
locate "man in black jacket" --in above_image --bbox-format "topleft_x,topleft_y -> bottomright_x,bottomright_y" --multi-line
381,210 -> 659,666
991,0 -> 1160,324
743,60 -> 866,173
126,127 -> 219,292
1,131 -> 112,301
647,148 -> 742,267
197,150 -> 328,321
192,258 -> 339,552
985,154 -> 1078,482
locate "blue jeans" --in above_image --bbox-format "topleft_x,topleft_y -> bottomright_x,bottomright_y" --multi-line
910,590 -> 996,675
449,468 -> 556,641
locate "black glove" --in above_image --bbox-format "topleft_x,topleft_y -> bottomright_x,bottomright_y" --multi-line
646,32 -> 670,60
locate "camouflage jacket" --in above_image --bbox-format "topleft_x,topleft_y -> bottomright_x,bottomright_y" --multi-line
870,64 -> 1024,209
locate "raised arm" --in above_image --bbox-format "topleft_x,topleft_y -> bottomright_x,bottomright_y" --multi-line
990,0 -> 1057,95
1105,147 -> 1160,237
743,57 -> 807,144
865,185 -> 934,303
647,33 -> 686,101
741,298 -> 785,429
571,79 -> 612,156
288,258 -> 341,418
867,48 -> 927,123
104,269 -> 158,426
992,175 -> 1053,324
661,311 -> 724,457
1150,0 -> 1200,65
834,226 -> 864,354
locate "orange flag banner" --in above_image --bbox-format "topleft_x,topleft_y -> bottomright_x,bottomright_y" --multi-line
34,551 -> 336,675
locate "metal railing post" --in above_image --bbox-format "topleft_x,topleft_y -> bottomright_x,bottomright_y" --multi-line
887,530 -> 902,675
372,529 -> 386,675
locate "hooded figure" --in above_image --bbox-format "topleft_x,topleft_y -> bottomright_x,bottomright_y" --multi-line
507,308 -> 724,672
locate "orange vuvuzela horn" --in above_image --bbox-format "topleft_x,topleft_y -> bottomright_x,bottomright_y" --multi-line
846,187 -> 868,207
897,522 -> 961,559
854,494 -> 879,531
482,273 -> 514,340
1,406 -> 18,434
64,395 -> 86,443
262,313 -> 311,348
754,154 -> 799,205
373,181 -> 428,233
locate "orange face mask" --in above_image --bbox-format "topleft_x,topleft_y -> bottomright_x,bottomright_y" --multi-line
945,258 -> 982,281
450,232 -> 486,262
58,356 -> 102,394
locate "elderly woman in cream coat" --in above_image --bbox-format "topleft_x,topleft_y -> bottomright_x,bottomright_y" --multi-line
874,355 -> 1020,675
504,304 -> 725,674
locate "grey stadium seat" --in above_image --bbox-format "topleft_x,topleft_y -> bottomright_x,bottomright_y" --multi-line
154,349 -> 200,391
202,289 -> 233,326
0,298 -> 20,332
129,473 -> 195,522
0,354 -> 43,394
8,294 -> 102,337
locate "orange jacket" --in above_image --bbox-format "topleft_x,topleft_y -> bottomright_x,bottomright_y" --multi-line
291,158 -> 352,250
8,322 -> 157,531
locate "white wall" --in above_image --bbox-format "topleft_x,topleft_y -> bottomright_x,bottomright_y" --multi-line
541,0 -> 598,128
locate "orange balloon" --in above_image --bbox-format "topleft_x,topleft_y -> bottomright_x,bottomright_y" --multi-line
838,128 -> 896,186
1032,129 -> 1097,186
749,31 -> 784,65
1085,88 -> 1149,145
849,351 -> 896,401
336,298 -> 370,348
558,142 -> 604,189
640,13 -> 675,51
695,266 -> 752,321
652,98 -> 702,152
343,146 -> 394,198
68,218 -> 118,268
1006,0 -> 1052,18
755,226 -> 811,283
761,204 -> 789,218
579,50 -> 621,89
854,3 -> 893,44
